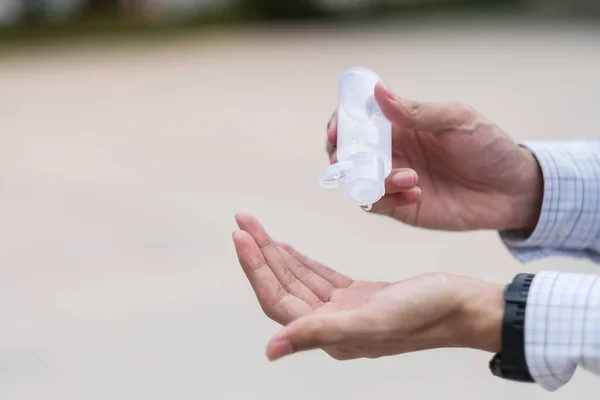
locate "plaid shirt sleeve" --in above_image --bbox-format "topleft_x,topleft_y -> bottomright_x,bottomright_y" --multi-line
499,140 -> 600,390
525,271 -> 600,391
502,140 -> 600,262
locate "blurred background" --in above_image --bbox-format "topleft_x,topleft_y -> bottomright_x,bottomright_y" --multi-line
1,1 -> 599,399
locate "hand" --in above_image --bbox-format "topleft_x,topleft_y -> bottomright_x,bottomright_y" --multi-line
233,213 -> 503,361
326,84 -> 543,231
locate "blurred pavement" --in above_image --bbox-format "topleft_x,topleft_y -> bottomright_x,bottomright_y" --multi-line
1,16 -> 600,399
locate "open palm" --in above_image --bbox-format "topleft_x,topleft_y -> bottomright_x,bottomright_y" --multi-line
233,213 -> 388,360
232,213 -> 492,361
233,211 -> 387,323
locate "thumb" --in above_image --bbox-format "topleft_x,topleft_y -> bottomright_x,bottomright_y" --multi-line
266,312 -> 354,361
374,82 -> 475,133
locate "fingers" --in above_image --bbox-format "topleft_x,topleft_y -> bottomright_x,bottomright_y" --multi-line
233,230 -> 312,324
278,242 -> 353,289
374,82 -> 477,133
370,187 -> 422,215
327,110 -> 337,145
385,168 -> 418,194
235,213 -> 323,308
276,245 -> 337,302
326,139 -> 337,164
373,168 -> 421,214
326,110 -> 337,163
266,312 -> 355,361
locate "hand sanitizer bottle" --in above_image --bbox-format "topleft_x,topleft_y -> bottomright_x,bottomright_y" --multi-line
319,67 -> 392,210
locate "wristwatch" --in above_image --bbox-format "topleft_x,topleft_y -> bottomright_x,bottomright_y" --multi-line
489,273 -> 536,382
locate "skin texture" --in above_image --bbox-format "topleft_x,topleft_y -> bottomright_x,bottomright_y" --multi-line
233,213 -> 504,362
231,88 -> 545,362
327,83 -> 544,232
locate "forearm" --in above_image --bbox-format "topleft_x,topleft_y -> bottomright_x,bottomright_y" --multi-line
455,271 -> 600,391
452,278 -> 503,354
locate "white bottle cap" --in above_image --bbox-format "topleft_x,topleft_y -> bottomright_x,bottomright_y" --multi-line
319,152 -> 385,210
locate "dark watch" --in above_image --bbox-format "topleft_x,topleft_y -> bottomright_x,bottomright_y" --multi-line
489,273 -> 536,382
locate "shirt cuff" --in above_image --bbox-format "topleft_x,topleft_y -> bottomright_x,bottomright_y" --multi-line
525,271 -> 600,391
501,141 -> 600,260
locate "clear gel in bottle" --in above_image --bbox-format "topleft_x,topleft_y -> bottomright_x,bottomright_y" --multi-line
319,67 -> 392,210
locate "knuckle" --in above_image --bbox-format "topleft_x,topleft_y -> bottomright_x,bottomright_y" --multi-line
278,268 -> 297,290
404,101 -> 422,124
263,286 -> 287,319
443,102 -> 476,127
256,236 -> 273,249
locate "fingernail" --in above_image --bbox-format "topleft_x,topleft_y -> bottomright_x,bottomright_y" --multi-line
392,170 -> 415,187
269,339 -> 294,361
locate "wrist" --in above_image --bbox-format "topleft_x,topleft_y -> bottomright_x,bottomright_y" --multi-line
451,279 -> 504,353
506,147 -> 543,232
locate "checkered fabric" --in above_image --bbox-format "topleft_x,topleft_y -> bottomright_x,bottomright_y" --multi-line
502,140 -> 600,390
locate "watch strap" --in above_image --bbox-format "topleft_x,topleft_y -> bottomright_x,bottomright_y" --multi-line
489,273 -> 535,382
